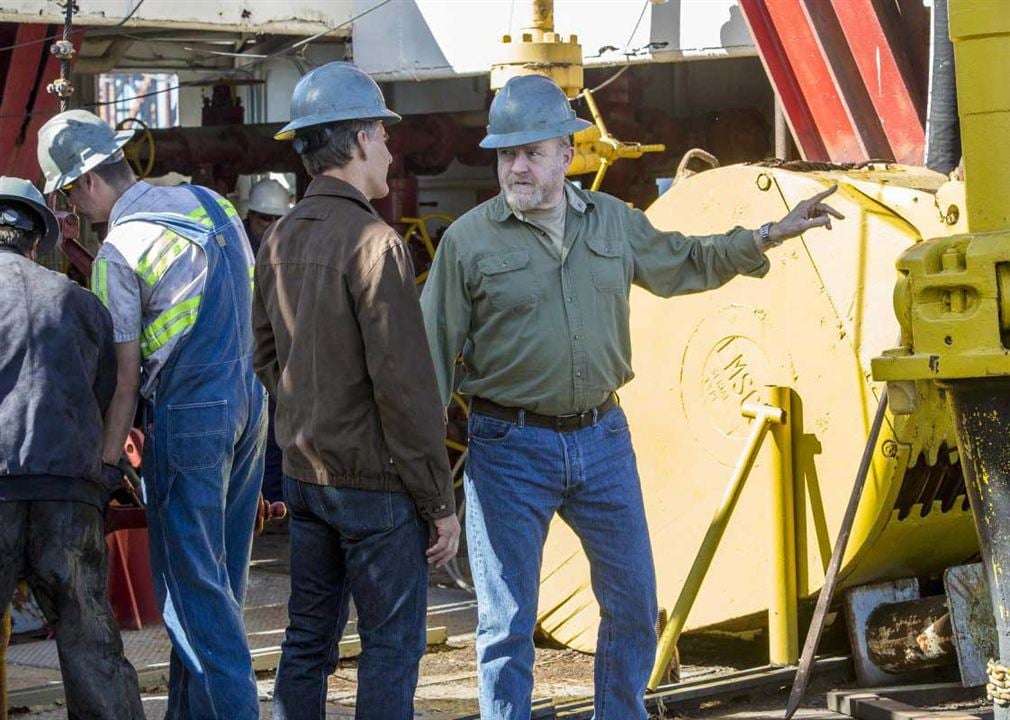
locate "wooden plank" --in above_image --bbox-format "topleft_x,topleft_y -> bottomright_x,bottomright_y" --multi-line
7,626 -> 449,710
828,689 -> 987,720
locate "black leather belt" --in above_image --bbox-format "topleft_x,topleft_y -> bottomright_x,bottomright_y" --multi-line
470,394 -> 618,433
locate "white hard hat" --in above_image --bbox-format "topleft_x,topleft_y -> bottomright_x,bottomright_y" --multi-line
248,179 -> 291,217
37,109 -> 135,194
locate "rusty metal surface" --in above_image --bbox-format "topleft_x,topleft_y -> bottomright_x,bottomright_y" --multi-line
845,578 -> 922,687
865,594 -> 954,673
947,563 -> 998,688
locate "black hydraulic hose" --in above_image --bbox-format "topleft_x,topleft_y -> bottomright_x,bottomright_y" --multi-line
925,0 -> 961,174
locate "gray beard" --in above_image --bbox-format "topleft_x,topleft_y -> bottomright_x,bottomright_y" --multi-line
503,183 -> 548,212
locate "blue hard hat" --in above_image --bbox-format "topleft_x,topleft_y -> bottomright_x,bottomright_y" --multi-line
275,61 -> 401,141
0,176 -> 60,253
480,74 -> 592,149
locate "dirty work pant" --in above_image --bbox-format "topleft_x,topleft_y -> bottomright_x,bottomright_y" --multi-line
273,477 -> 428,720
0,501 -> 144,719
465,406 -> 658,720
143,395 -> 267,720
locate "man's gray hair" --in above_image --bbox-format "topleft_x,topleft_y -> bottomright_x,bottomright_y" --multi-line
298,119 -> 378,176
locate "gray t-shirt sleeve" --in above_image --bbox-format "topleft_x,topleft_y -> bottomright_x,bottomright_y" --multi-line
92,245 -> 142,343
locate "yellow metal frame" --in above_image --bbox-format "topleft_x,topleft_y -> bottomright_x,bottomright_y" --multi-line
568,89 -> 665,191
649,388 -> 799,690
401,214 -> 452,286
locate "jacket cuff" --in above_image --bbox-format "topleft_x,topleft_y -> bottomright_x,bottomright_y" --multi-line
417,494 -> 456,521
728,226 -> 771,278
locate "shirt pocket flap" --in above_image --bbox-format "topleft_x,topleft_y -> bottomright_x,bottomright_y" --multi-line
478,250 -> 531,276
585,235 -> 622,258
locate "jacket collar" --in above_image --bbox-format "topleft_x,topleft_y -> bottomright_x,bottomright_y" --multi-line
0,245 -> 25,258
488,181 -> 594,223
303,175 -> 378,217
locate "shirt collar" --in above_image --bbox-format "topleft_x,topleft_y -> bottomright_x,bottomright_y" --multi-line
303,175 -> 378,217
489,180 -> 594,223
108,180 -> 155,226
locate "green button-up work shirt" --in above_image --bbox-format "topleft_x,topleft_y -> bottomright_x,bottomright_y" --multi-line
420,182 -> 770,416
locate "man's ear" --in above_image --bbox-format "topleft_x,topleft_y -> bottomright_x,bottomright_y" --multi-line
356,129 -> 370,162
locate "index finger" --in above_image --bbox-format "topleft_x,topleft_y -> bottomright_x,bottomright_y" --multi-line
810,184 -> 838,204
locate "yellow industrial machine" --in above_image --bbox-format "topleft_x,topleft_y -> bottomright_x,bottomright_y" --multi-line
872,4 -> 1010,717
537,162 -> 979,652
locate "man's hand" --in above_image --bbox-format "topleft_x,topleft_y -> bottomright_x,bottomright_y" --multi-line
427,513 -> 461,568
762,185 -> 845,248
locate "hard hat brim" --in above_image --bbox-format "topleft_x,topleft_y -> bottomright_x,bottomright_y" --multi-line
0,192 -> 62,254
42,128 -> 136,194
274,108 -> 402,141
479,117 -> 593,150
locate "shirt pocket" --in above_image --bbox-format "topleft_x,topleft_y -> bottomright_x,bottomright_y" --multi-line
585,235 -> 627,293
477,250 -> 542,310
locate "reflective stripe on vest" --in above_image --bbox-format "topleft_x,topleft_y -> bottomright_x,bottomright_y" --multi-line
188,199 -> 239,228
92,258 -> 109,307
135,231 -> 190,287
140,294 -> 202,358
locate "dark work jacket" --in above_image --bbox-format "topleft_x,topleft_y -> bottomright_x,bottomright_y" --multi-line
0,246 -> 117,506
252,175 -> 455,520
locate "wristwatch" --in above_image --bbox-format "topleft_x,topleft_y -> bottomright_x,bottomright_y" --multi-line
759,221 -> 783,248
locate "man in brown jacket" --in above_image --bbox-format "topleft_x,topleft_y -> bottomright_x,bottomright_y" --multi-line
253,61 -> 459,720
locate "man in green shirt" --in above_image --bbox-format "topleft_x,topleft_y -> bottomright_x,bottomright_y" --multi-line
420,74 -> 841,719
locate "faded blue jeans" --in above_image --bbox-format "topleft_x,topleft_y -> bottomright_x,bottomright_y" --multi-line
465,405 -> 658,720
272,477 -> 428,720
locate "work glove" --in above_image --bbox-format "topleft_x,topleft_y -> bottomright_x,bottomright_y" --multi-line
99,462 -> 143,507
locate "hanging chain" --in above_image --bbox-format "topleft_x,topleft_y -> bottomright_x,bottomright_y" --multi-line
47,0 -> 77,111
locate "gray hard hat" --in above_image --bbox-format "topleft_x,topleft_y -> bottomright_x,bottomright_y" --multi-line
274,61 -> 401,142
0,177 -> 60,253
37,109 -> 135,194
480,74 -> 592,149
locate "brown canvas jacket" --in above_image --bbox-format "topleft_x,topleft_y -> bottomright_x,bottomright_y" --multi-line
253,175 -> 454,520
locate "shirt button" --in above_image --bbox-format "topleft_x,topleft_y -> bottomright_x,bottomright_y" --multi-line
567,296 -> 573,303
574,334 -> 581,340
576,371 -> 583,377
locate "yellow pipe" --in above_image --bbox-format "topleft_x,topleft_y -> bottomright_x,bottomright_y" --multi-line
949,1 -> 1010,233
648,401 -> 786,689
524,0 -> 554,34
768,386 -> 798,666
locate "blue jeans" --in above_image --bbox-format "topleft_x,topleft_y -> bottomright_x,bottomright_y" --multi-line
144,390 -> 267,720
465,406 -> 658,720
273,477 -> 429,720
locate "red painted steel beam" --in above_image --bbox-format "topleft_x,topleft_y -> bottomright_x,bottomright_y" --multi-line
740,0 -> 866,162
739,0 -> 828,161
829,0 -> 925,165
0,24 -> 84,183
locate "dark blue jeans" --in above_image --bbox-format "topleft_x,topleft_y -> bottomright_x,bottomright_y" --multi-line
465,406 -> 658,720
273,477 -> 429,720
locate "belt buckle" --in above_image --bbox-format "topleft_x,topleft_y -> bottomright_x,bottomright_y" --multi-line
555,410 -> 587,432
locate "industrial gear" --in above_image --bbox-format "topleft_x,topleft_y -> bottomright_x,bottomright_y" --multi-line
274,61 -> 401,144
480,74 -> 591,150
0,176 -> 61,252
36,109 -> 135,194
248,179 -> 291,218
